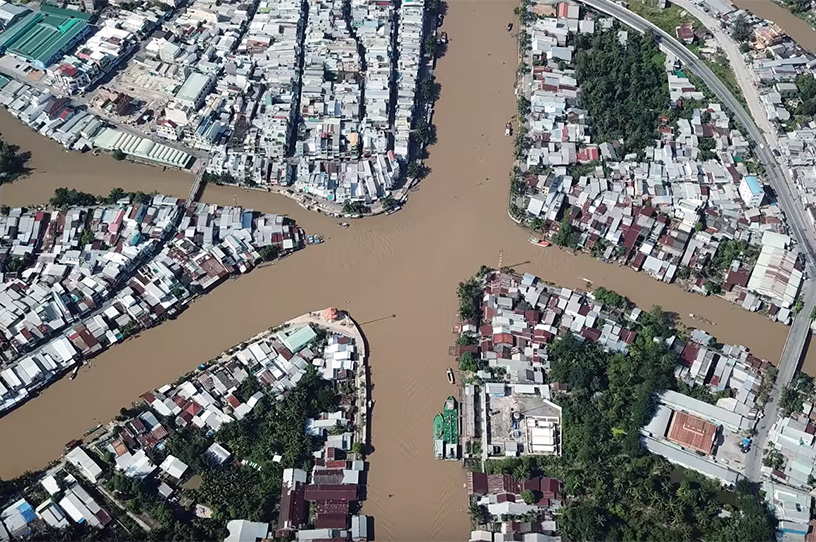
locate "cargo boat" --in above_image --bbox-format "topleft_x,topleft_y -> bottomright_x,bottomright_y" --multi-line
529,236 -> 550,247
433,396 -> 459,460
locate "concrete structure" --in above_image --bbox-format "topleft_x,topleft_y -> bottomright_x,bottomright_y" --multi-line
224,520 -> 270,542
0,6 -> 93,69
175,72 -> 215,109
739,175 -> 765,207
65,446 -> 103,484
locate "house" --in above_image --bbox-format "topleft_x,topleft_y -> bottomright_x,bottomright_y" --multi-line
224,519 -> 270,542
277,468 -> 307,537
159,455 -> 189,480
65,447 -> 103,483
676,23 -> 694,44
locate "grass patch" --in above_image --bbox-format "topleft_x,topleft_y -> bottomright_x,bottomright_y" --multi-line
704,54 -> 747,109
627,0 -> 701,36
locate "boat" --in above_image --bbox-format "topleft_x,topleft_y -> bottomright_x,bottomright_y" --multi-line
507,22 -> 513,31
338,222 -> 350,228
385,205 -> 401,216
440,31 -> 448,45
433,396 -> 460,460
447,368 -> 455,384
529,237 -> 551,247
69,366 -> 79,380
505,122 -> 512,137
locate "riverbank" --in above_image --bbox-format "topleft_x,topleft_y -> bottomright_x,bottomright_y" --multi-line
0,1 -> 798,540
731,0 -> 816,49
512,5 -> 805,326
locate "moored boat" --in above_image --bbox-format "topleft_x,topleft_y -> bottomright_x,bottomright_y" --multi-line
529,236 -> 550,247
447,367 -> 455,384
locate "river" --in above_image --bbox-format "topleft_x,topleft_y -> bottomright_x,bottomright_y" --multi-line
0,1 -> 803,540
730,0 -> 816,51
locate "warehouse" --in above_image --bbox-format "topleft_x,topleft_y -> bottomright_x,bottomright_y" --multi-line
0,6 -> 93,69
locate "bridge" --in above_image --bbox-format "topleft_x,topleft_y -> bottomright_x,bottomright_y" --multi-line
188,167 -> 206,203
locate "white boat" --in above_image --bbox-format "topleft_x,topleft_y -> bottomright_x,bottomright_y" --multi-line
69,366 -> 79,380
447,368 -> 455,384
338,222 -> 350,228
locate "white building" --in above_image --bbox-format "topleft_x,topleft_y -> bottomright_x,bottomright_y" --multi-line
739,175 -> 765,207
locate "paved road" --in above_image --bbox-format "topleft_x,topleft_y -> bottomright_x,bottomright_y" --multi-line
670,0 -> 777,138
576,0 -> 815,482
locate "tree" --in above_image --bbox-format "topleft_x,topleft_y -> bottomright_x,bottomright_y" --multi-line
739,41 -> 751,53
517,96 -> 531,118
50,188 -> 99,207
414,118 -> 432,147
574,30 -> 666,153
111,149 -> 127,161
562,502 -> 607,541
593,287 -> 627,308
779,386 -> 803,417
731,14 -> 753,42
423,34 -> 437,58
351,441 -> 365,456
380,194 -> 397,211
418,77 -> 439,104
0,137 -> 25,183
456,277 -> 483,322
704,281 -> 722,295
553,216 -> 576,247
257,245 -> 279,262
406,161 -> 422,179
521,489 -> 536,504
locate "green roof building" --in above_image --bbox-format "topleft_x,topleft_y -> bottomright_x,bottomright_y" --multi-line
0,5 -> 92,69
277,325 -> 318,354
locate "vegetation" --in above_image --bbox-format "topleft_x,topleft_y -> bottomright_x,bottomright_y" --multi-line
50,188 -> 155,208
704,55 -> 746,108
0,136 -> 26,184
592,287 -> 629,309
202,171 -> 238,185
459,351 -> 487,373
731,14 -> 753,42
423,34 -> 437,58
414,117 -> 433,148
793,73 -> 816,117
380,194 -> 398,211
779,373 -> 815,417
552,216 -> 578,248
627,0 -> 700,38
111,149 -> 127,161
418,77 -> 440,104
708,239 -> 759,275
342,201 -> 371,215
457,277 -> 483,322
574,30 -> 668,154
257,245 -> 279,262
104,366 -> 341,539
483,309 -> 776,541
406,161 -> 424,179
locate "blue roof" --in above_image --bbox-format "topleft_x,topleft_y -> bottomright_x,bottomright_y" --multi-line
241,211 -> 253,230
744,175 -> 763,195
17,501 -> 35,523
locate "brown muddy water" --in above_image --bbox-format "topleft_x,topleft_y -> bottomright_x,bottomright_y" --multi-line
0,1 -> 803,540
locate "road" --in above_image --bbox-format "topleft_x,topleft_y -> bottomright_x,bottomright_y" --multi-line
670,0 -> 777,138
576,0 -> 815,482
